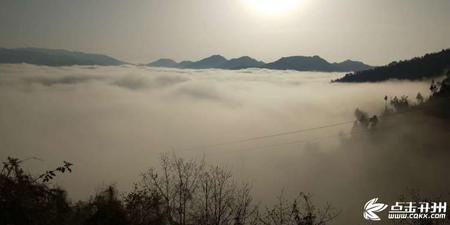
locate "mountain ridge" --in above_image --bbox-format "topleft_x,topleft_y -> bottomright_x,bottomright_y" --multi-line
0,47 -> 125,66
148,55 -> 372,72
0,47 -> 373,72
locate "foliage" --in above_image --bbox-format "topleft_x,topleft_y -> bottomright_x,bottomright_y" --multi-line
352,108 -> 379,130
84,185 -> 128,225
0,157 -> 73,225
416,92 -> 424,105
0,155 -> 339,225
130,153 -> 259,225
390,95 -> 410,112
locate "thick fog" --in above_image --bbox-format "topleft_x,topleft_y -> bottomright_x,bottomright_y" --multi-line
1,64 -> 445,225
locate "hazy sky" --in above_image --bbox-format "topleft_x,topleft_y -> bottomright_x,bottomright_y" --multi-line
1,0 -> 450,65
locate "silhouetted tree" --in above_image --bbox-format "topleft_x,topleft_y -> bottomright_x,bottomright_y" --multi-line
390,96 -> 409,112
0,155 -> 340,225
354,108 -> 369,128
134,153 -> 258,225
258,192 -> 339,225
195,166 -> 257,225
416,92 -> 425,104
84,185 -> 128,225
0,157 -> 73,225
140,153 -> 205,225
124,185 -> 165,225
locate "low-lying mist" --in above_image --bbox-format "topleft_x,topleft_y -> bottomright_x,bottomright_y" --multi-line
0,64 -> 446,225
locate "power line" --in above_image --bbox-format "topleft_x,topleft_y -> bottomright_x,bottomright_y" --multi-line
177,101 -> 447,153
180,120 -> 355,152
205,116 -> 433,155
212,133 -> 341,154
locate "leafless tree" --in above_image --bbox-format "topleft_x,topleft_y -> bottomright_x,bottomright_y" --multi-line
132,155 -> 337,225
259,192 -> 339,225
195,166 -> 258,225
140,153 -> 204,225
135,154 -> 258,225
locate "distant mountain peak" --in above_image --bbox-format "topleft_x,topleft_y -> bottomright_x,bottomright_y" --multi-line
148,58 -> 178,68
265,55 -> 332,71
208,54 -> 226,59
236,56 -> 253,60
184,55 -> 228,69
220,56 -> 265,70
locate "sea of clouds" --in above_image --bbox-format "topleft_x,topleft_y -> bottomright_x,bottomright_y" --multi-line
0,64 -> 440,225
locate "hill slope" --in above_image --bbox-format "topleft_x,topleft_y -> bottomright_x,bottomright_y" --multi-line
335,49 -> 450,82
0,48 -> 125,66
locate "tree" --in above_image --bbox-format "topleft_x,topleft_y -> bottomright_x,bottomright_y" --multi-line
131,153 -> 258,225
0,157 -> 73,225
416,92 -> 425,104
258,192 -> 339,225
84,185 -> 128,225
196,166 -> 257,225
124,184 -> 164,225
139,153 -> 204,225
390,96 -> 409,112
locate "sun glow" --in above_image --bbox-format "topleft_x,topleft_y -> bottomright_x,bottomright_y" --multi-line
244,0 -> 301,14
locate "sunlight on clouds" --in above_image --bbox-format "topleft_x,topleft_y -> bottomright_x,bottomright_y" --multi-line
0,64 -> 433,202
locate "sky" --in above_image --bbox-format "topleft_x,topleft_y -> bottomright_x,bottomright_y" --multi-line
1,0 -> 450,65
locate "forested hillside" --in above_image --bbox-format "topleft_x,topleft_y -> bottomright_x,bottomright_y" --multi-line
335,49 -> 450,82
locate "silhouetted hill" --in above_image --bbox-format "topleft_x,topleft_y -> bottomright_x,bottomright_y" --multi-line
219,56 -> 265,69
178,60 -> 194,68
148,58 -> 178,67
263,56 -> 372,72
264,56 -> 332,71
331,60 -> 372,72
335,48 -> 450,82
148,55 -> 264,69
183,55 -> 228,69
0,48 -> 125,66
148,55 -> 371,72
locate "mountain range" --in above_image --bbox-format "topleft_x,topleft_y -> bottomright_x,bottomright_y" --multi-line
148,55 -> 266,70
0,48 -> 125,66
0,47 -> 373,72
334,48 -> 450,82
148,55 -> 372,72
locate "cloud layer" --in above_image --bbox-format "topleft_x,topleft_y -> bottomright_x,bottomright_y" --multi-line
0,64 -> 441,225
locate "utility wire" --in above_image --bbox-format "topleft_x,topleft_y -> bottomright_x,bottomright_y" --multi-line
177,99 -> 449,153
205,115 -> 434,155
181,120 -> 356,152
